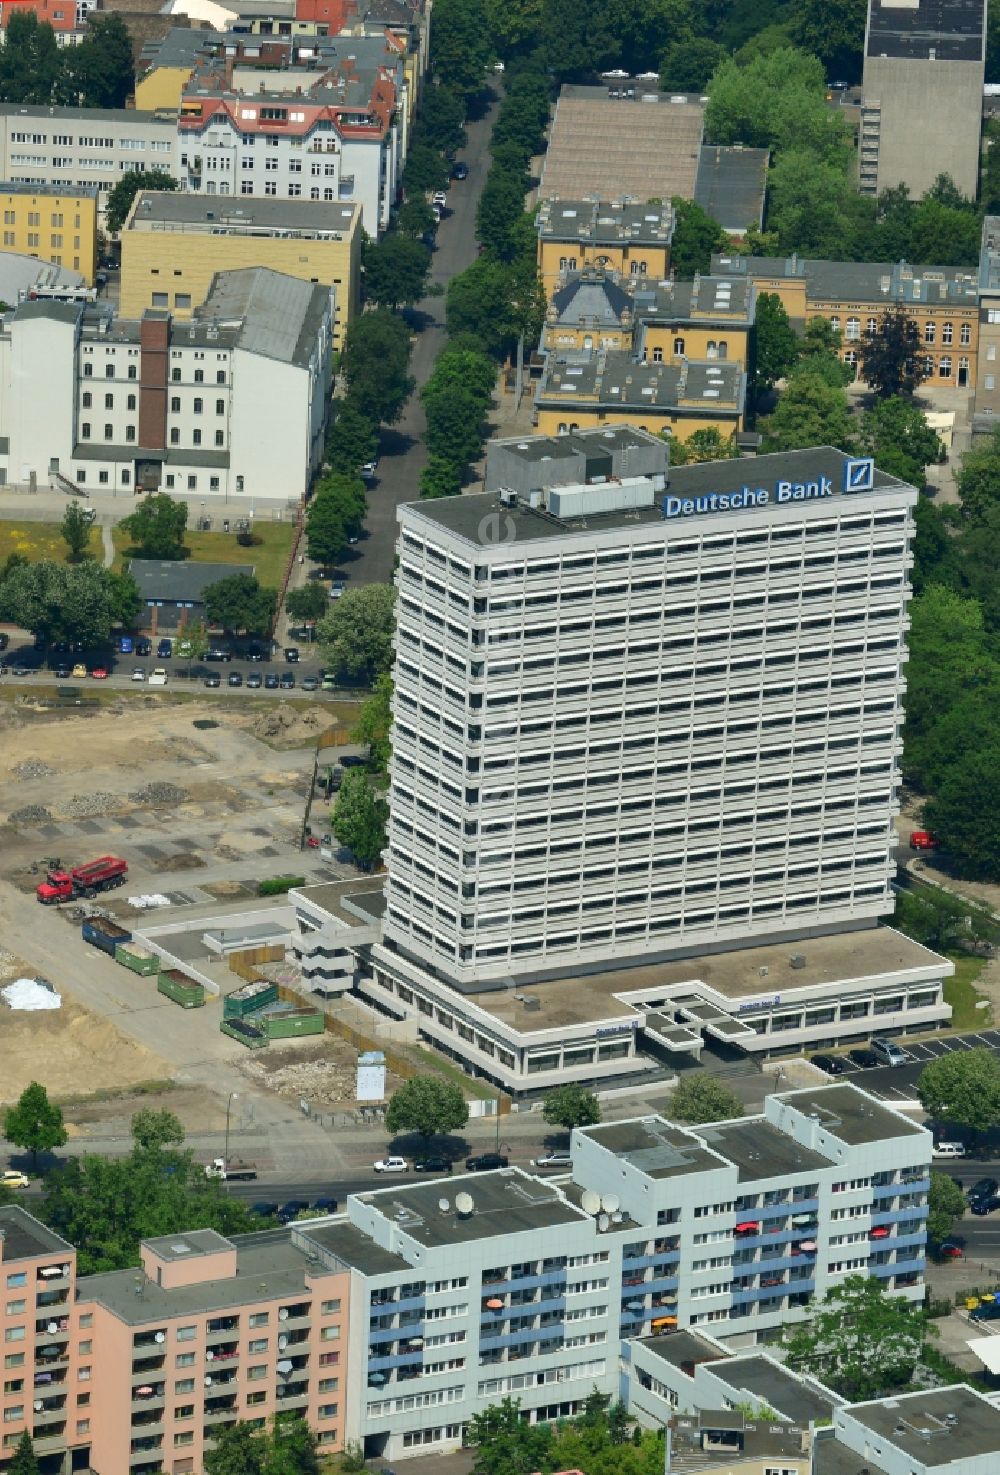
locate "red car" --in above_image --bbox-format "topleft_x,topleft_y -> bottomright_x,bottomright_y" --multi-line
89,667 -> 108,679
910,830 -> 938,850
939,1241 -> 964,1260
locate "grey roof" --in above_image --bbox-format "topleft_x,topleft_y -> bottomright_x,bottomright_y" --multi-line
355,1170 -> 587,1248
774,1084 -> 927,1145
144,1229 -> 232,1261
694,147 -> 768,232
128,191 -> 359,239
582,1118 -> 728,1181
129,559 -> 255,603
694,1119 -> 834,1181
813,1433 -> 889,1475
405,445 -> 912,548
540,86 -> 705,202
713,1355 -> 840,1425
866,0 -> 986,62
0,180 -> 97,198
536,349 -> 745,415
839,1387 -> 1000,1467
713,251 -> 980,309
638,1328 -> 729,1371
200,268 -> 330,369
139,26 -> 207,71
299,1220 -> 411,1276
550,272 -> 633,327
537,198 -> 673,246
0,103 -> 174,125
633,273 -> 754,325
0,1206 -> 74,1262
13,298 -> 82,325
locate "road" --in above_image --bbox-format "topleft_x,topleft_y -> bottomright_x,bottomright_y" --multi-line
347,93 -> 499,587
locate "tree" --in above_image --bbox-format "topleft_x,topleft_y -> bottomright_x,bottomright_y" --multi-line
924,748 -> 1000,880
423,382 -> 489,467
4,1082 -> 66,1167
767,150 -> 864,257
855,397 -> 942,485
0,12 -> 63,104
667,1075 -> 744,1124
385,1075 -> 469,1141
891,881 -> 1000,956
363,233 -> 431,309
264,1417 -> 320,1475
402,140 -> 452,194
430,0 -> 491,98
5,1433 -> 39,1475
396,195 -> 437,238
330,768 -> 388,870
761,371 -> 853,452
754,291 -> 799,390
790,0 -> 866,83
705,48 -> 851,164
956,426 -> 1000,523
477,171 -> 531,259
918,1047 -> 1000,1132
305,473 -> 367,566
542,1084 -> 601,1132
468,1398 -> 555,1475
859,307 -> 928,398
354,672 -> 393,772
668,427 -> 737,465
447,255 -> 544,359
179,617 -> 208,674
119,493 -> 188,560
342,310 -> 414,426
420,454 -> 464,499
203,573 -> 277,635
928,1171 -> 968,1245
660,37 -> 727,92
204,1422 -> 266,1475
419,83 -> 467,155
105,169 -> 178,235
64,14 -> 134,108
325,402 -> 378,475
285,582 -> 329,625
131,1108 -> 185,1151
783,1275 -> 933,1400
317,582 -> 396,684
0,560 -> 139,645
60,500 -> 91,563
670,197 -> 728,277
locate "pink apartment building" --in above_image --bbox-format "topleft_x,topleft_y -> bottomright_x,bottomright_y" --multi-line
0,1209 -> 350,1475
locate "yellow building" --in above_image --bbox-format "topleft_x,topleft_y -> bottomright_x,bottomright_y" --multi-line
714,250 -> 981,390
120,192 -> 362,349
537,198 -> 673,298
534,348 -> 746,445
0,183 -> 97,284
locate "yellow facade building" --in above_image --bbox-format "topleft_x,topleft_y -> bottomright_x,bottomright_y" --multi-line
120,192 -> 362,349
537,198 -> 673,297
0,182 -> 97,283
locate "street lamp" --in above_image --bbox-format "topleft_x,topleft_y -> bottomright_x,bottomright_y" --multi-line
224,1092 -> 239,1167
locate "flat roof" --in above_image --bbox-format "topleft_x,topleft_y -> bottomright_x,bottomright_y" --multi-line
775,1083 -> 928,1144
696,1119 -> 833,1180
813,1435 -> 888,1475
456,927 -> 945,1031
714,251 -> 980,309
693,147 -> 768,232
358,1170 -> 587,1247
539,86 -> 705,202
402,446 -> 912,548
866,0 -> 985,62
715,1355 -> 839,1425
128,191 -> 359,237
0,1206 -> 73,1262
581,1119 -> 728,1181
844,1386 -> 1000,1464
0,103 -> 175,125
129,559 -> 255,602
537,351 -> 744,414
300,1220 -> 411,1276
293,877 -> 386,926
537,198 -> 673,246
81,1228 -> 325,1323
144,1229 -> 232,1261
0,180 -> 97,198
638,1328 -> 729,1370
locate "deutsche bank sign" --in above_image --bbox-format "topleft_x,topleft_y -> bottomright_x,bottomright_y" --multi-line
662,457 -> 876,520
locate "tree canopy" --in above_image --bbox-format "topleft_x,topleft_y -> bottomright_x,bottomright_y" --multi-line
204,1416 -> 319,1475
542,1084 -> 601,1132
917,1048 -> 1000,1133
60,501 -> 92,563
761,371 -> 853,452
666,1075 -> 744,1124
0,561 -> 140,645
385,1076 -> 469,1140
305,473 -> 366,567
858,308 -> 928,398
317,582 -> 396,684
202,572 -> 277,635
4,1082 -> 66,1167
783,1275 -> 934,1401
105,170 -> 178,235
669,197 -> 728,277
286,581 -> 330,625
753,291 -> 799,391
342,310 -> 414,426
120,493 -> 188,560
856,397 -> 942,485
330,768 -> 388,870
928,1171 -> 967,1245
363,232 -> 431,309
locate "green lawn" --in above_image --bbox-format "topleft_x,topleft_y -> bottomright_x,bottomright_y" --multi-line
112,522 -> 296,588
0,519 -> 102,565
944,954 -> 991,1030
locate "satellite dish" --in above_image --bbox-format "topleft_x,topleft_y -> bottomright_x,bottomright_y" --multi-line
598,1213 -> 610,1232
278,1308 -> 289,1320
580,1189 -> 601,1215
278,1335 -> 288,1349
438,1197 -> 451,1213
455,1191 -> 475,1216
601,1194 -> 620,1214
204,1376 -> 213,1387
205,1350 -> 214,1361
611,1211 -> 623,1223
154,1332 -> 165,1344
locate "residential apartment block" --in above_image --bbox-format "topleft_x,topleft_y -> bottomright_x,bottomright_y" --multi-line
119,191 -> 361,349
861,0 -> 986,198
0,182 -> 97,282
0,266 -> 333,499
0,106 -> 179,213
0,1083 -> 933,1469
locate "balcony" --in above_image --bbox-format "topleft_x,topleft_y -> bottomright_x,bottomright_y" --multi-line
130,1437 -> 163,1456
206,1343 -> 239,1363
131,1355 -> 165,1376
132,1330 -> 168,1350
131,1385 -> 166,1409
34,1317 -> 70,1339
204,1399 -> 238,1422
276,1382 -> 310,1404
35,1291 -> 69,1312
131,1412 -> 163,1430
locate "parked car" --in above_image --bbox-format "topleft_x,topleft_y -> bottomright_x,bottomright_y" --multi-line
251,1201 -> 278,1219
432,189 -> 448,207
1,1170 -> 29,1190
228,671 -> 243,687
330,581 -> 346,599
968,1178 -> 999,1204
465,1152 -> 508,1172
360,461 -> 378,481
938,1241 -> 965,1259
284,647 -> 300,663
246,641 -> 267,661
848,1047 -> 879,1069
311,1196 -> 339,1213
148,668 -> 168,686
55,665 -> 72,679
531,1152 -> 572,1169
89,666 -> 108,679
203,672 -> 221,687
279,671 -> 295,689
871,1037 -> 908,1067
71,663 -> 87,678
117,635 -> 134,655
933,1141 -> 967,1158
0,633 -> 8,651
156,638 -> 172,658
246,672 -> 263,688
451,161 -> 469,180
971,1194 -> 1000,1216
413,1156 -> 453,1174
135,637 -> 152,656
264,673 -> 279,689
301,675 -> 318,692
373,1157 -> 409,1173
277,1200 -> 307,1223
131,667 -> 146,682
810,1053 -> 846,1075
910,830 -> 938,850
206,646 -> 232,662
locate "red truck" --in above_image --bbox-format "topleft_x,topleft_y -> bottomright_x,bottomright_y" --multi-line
36,856 -> 128,904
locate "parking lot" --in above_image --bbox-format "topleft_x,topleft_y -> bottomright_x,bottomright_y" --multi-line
814,1030 -> 1000,1102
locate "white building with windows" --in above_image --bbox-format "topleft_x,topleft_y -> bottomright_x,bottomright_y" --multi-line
0,104 -> 180,212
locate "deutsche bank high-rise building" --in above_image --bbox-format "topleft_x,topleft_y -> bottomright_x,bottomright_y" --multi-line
382,434 -> 913,989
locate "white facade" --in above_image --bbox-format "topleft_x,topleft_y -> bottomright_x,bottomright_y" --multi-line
0,105 -> 179,209
382,447 -> 915,988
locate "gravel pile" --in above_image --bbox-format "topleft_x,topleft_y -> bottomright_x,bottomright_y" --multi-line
128,782 -> 188,807
64,792 -> 121,818
11,760 -> 54,780
9,805 -> 52,825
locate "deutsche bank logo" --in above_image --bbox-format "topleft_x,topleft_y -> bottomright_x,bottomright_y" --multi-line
843,457 -> 874,494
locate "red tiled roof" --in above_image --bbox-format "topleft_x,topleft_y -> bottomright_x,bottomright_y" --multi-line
0,0 -> 76,30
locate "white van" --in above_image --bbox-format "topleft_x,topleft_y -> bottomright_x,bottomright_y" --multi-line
933,1141 -> 966,1158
